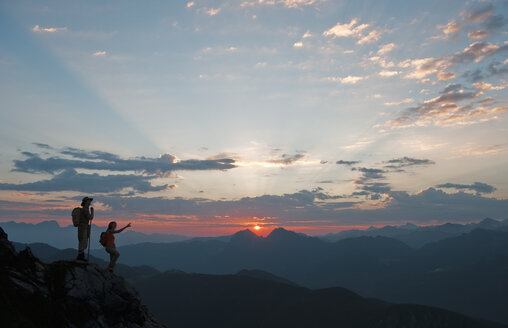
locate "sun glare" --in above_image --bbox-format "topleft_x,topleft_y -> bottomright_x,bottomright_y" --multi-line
254,225 -> 261,230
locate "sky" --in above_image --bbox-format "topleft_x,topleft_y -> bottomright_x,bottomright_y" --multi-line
0,0 -> 507,236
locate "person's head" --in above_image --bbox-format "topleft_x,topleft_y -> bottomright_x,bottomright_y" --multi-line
81,196 -> 93,207
108,221 -> 117,230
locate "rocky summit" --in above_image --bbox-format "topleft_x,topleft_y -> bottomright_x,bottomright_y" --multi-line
0,227 -> 164,328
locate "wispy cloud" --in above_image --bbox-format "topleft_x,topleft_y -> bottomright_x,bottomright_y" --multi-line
433,20 -> 461,39
383,157 -> 435,170
92,51 -> 106,56
377,43 -> 396,55
240,0 -> 318,8
323,18 -> 382,45
336,160 -> 360,166
436,182 -> 496,194
402,41 -> 508,81
384,83 -> 508,128
473,82 -> 507,90
32,25 -> 67,33
205,8 -> 221,16
384,98 -> 413,106
339,75 -> 363,84
468,30 -> 489,39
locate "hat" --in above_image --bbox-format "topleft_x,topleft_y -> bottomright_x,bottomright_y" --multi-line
81,197 -> 93,206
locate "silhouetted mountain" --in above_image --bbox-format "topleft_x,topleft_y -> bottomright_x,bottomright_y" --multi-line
0,220 -> 188,249
319,218 -> 508,247
0,227 -> 163,328
236,269 -> 299,286
94,227 -> 508,324
132,270 -> 505,328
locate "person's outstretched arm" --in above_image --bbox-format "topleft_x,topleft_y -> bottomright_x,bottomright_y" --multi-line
113,223 -> 131,234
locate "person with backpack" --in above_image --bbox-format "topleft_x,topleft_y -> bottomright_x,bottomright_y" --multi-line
76,197 -> 94,261
103,221 -> 131,272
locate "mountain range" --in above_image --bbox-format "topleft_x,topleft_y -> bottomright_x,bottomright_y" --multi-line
319,217 -> 508,247
3,226 -> 504,328
90,226 -> 508,324
0,220 -> 188,249
4,218 -> 508,324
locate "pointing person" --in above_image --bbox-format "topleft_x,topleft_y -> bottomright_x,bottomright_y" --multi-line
104,221 -> 131,272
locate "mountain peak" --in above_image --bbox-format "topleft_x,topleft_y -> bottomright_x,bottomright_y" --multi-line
230,229 -> 259,243
266,227 -> 301,241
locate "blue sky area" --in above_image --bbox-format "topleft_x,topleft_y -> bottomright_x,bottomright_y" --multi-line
0,0 -> 507,235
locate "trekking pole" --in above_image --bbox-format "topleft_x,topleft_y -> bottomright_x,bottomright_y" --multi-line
87,220 -> 92,261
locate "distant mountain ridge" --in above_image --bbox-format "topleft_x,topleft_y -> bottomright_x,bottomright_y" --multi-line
319,217 -> 508,247
2,217 -> 506,250
0,220 -> 188,249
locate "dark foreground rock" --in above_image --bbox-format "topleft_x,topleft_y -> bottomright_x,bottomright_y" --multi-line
0,227 -> 164,328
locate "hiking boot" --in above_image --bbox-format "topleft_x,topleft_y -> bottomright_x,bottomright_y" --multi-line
76,253 -> 86,262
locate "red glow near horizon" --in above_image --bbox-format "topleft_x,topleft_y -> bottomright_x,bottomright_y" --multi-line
0,216 -> 478,237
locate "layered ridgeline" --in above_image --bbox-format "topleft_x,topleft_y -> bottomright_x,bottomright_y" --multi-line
12,225 -> 508,325
3,229 -> 505,328
0,227 -> 163,328
93,226 -> 508,324
0,220 -> 188,249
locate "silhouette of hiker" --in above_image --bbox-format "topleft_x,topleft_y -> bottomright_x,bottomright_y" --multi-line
77,197 -> 94,261
104,221 -> 131,272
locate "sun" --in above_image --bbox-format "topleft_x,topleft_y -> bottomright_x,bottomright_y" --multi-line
254,225 -> 261,230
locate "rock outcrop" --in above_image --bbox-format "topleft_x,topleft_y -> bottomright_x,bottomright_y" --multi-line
0,227 -> 164,328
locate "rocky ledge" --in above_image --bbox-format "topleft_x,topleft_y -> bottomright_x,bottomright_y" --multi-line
0,227 -> 164,328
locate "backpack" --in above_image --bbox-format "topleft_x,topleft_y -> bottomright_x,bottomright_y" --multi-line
99,231 -> 108,247
71,207 -> 82,227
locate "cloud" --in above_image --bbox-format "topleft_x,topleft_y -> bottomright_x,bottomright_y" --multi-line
32,25 -> 67,33
461,5 -> 494,23
436,20 -> 461,38
384,83 -> 507,128
352,167 -> 386,181
379,70 -> 399,77
32,143 -> 53,150
357,29 -> 382,45
336,160 -> 360,166
240,0 -> 318,8
323,18 -> 382,45
377,43 -> 396,55
293,41 -> 303,48
468,30 -> 490,39
12,147 -> 237,175
205,8 -> 221,16
383,157 -> 435,170
92,51 -> 106,56
339,76 -> 363,84
460,5 -> 506,39
0,169 -> 167,193
463,60 -> 508,82
266,153 -> 306,165
473,82 -> 506,90
436,182 -> 496,194
452,142 -> 505,157
384,98 -> 413,106
186,1 -> 195,7
403,41 -> 508,81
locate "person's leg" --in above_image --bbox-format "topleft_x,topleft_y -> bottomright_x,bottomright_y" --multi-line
106,246 -> 114,270
110,248 -> 120,270
77,224 -> 87,260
